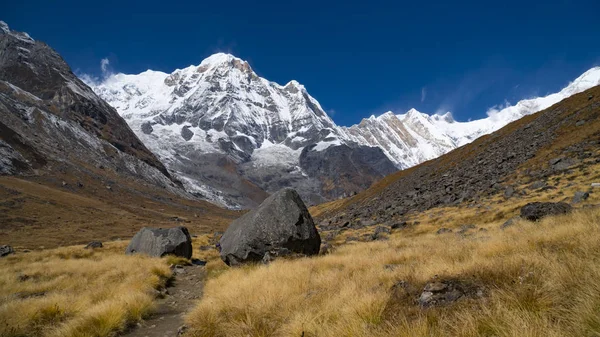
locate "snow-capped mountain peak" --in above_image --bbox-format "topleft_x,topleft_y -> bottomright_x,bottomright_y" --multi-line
560,66 -> 600,96
86,53 -> 600,208
87,53 -> 355,208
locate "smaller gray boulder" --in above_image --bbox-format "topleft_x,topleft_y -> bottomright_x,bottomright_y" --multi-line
500,216 -> 520,229
84,241 -> 103,249
436,228 -> 453,235
529,181 -> 547,190
572,191 -> 590,204
520,202 -> 572,221
504,186 -> 515,199
391,221 -> 408,230
1,245 -> 14,257
126,227 -> 192,259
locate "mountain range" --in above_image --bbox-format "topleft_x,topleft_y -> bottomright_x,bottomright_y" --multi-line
87,53 -> 600,208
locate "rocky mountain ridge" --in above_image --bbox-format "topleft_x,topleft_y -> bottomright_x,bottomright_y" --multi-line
317,85 -> 600,229
89,53 -> 397,208
88,52 -> 600,208
0,21 -> 178,184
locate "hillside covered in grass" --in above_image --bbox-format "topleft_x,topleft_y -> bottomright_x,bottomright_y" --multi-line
184,200 -> 600,337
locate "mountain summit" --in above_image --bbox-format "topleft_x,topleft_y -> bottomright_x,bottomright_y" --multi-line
89,53 -> 396,208
87,53 -> 600,208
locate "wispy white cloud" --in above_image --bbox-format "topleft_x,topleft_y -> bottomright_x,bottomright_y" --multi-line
100,58 -> 110,74
78,57 -> 114,87
433,64 -> 512,116
420,87 -> 426,102
485,99 -> 512,118
78,73 -> 100,87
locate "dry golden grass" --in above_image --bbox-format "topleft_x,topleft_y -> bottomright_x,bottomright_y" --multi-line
0,241 -> 173,337
185,205 -> 600,337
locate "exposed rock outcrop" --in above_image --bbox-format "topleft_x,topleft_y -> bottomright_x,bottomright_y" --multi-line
0,245 -> 14,257
84,241 -> 103,249
520,202 -> 572,221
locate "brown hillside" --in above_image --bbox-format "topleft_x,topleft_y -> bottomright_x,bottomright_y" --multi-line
0,173 -> 239,250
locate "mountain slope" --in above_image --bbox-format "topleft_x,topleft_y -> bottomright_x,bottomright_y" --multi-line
315,84 -> 600,227
341,66 -> 600,168
90,53 -> 396,208
0,21 -> 171,178
0,21 -> 238,247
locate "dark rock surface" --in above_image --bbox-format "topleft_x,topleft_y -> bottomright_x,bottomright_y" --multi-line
84,241 -> 103,249
504,186 -> 515,198
0,245 -> 14,257
572,191 -> 590,204
391,221 -> 408,230
299,144 -> 397,201
0,22 -> 170,178
219,188 -> 321,266
500,217 -> 520,229
126,227 -> 193,259
418,279 -> 484,307
529,181 -> 548,190
520,202 -> 572,221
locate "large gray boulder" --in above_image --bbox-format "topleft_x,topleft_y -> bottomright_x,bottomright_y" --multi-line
219,188 -> 321,266
520,202 -> 572,221
125,227 -> 192,259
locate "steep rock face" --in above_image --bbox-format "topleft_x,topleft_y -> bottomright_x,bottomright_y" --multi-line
299,144 -> 397,201
89,53 -> 395,208
0,21 -> 179,192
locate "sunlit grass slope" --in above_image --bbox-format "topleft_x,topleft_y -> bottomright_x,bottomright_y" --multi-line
0,241 -> 172,337
186,205 -> 600,337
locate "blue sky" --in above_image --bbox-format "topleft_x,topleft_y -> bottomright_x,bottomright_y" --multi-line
4,0 -> 600,126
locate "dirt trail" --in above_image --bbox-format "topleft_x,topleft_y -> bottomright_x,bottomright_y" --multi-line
122,262 -> 206,337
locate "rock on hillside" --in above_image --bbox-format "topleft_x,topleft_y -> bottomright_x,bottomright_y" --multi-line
126,227 -> 193,258
219,188 -> 320,266
520,202 -> 572,221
